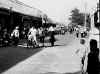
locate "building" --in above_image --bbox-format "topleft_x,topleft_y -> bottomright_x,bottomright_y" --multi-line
89,5 -> 99,48
0,0 -> 47,32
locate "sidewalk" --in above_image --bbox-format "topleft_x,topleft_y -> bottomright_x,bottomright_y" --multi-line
2,37 -> 84,74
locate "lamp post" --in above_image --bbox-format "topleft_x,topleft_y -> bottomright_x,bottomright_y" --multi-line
84,2 -> 87,28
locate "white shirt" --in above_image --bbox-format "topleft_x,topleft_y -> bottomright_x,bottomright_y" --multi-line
29,27 -> 37,36
75,42 -> 90,72
38,29 -> 43,35
49,26 -> 54,31
76,44 -> 89,58
11,29 -> 19,37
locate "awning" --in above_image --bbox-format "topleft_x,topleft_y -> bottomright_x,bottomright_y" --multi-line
0,0 -> 45,18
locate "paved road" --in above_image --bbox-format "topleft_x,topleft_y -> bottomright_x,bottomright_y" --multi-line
55,32 -> 78,45
2,33 -> 86,74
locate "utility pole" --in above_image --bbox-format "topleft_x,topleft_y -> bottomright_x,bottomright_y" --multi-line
84,2 -> 87,28
9,7 -> 13,32
10,7 -> 13,24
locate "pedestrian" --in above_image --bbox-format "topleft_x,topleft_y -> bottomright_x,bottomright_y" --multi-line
21,27 -> 27,39
75,39 -> 90,74
87,39 -> 99,74
2,28 -> 10,47
11,26 -> 19,46
48,26 -> 55,46
38,27 -> 44,47
76,30 -> 79,38
0,24 -> 3,47
28,26 -> 38,47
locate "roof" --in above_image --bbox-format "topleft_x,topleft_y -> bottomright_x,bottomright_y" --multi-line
0,0 -> 45,17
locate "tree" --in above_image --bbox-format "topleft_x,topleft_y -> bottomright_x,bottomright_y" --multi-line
69,8 -> 91,29
69,8 -> 85,26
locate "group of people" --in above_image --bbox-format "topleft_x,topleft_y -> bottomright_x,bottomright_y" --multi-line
0,26 -> 20,47
27,26 -> 56,47
74,27 -> 88,38
0,25 -> 56,47
68,25 -> 89,38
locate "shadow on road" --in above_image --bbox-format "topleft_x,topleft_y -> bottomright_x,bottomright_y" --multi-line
43,44 -> 66,48
40,71 -> 82,74
0,46 -> 43,73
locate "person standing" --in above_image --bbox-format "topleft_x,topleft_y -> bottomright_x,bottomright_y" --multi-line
87,39 -> 100,74
48,26 -> 55,46
0,24 -> 2,47
11,26 -> 19,46
38,27 -> 44,47
2,28 -> 10,47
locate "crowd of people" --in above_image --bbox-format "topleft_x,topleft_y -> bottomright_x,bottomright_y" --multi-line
0,24 -> 99,74
0,25 -> 56,48
68,25 -> 89,38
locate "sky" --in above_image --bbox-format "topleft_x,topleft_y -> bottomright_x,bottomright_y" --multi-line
19,0 -> 98,25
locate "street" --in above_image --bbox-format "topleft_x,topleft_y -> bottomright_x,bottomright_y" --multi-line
0,0 -> 99,74
2,32 -> 85,74
0,44 -> 43,73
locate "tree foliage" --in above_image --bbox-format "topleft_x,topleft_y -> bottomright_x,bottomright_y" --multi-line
69,8 -> 91,28
69,8 -> 85,26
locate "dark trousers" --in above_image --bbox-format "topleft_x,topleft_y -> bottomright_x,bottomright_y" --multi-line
13,37 -> 19,46
40,36 -> 45,46
50,31 -> 55,46
76,32 -> 79,37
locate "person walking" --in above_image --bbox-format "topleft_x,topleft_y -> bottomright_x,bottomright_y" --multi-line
75,39 -> 90,74
28,26 -> 38,47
